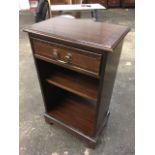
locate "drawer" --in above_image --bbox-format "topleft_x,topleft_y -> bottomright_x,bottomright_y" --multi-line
31,38 -> 102,76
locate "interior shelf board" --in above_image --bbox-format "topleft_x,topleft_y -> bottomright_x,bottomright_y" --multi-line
46,71 -> 99,101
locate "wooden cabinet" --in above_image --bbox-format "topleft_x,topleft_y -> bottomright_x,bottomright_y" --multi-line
49,0 -> 135,7
24,17 -> 129,147
121,0 -> 135,7
49,0 -> 64,4
86,0 -> 135,7
108,0 -> 120,7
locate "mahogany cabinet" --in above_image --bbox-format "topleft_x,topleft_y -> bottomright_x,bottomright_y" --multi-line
24,17 -> 129,147
86,0 -> 134,7
108,0 -> 120,7
121,0 -> 135,8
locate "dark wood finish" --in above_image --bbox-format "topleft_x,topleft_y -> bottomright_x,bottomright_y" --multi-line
46,94 -> 96,136
24,17 -> 129,52
35,53 -> 100,78
46,69 -> 99,101
108,0 -> 120,7
49,0 -> 135,8
32,38 -> 102,76
45,109 -> 110,148
24,17 -> 129,148
121,0 -> 135,8
50,0 -> 69,4
95,41 -> 123,132
87,0 -> 135,8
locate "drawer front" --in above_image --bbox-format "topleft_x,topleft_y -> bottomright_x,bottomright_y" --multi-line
32,38 -> 102,76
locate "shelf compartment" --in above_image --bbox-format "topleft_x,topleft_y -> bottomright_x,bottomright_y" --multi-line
45,94 -> 96,136
46,69 -> 99,101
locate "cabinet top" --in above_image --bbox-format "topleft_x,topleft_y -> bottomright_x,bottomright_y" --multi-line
24,17 -> 130,52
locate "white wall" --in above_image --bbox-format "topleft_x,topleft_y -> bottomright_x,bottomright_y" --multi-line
19,0 -> 30,10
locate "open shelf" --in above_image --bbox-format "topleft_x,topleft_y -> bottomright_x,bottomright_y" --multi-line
46,69 -> 99,101
45,94 -> 96,136
35,58 -> 98,136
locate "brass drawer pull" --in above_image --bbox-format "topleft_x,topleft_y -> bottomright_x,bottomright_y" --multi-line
53,49 -> 59,59
56,59 -> 68,64
52,50 -> 72,64
64,53 -> 72,63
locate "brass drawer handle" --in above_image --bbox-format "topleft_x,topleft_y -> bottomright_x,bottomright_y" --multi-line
52,50 -> 72,64
56,59 -> 68,64
53,49 -> 59,59
64,53 -> 72,63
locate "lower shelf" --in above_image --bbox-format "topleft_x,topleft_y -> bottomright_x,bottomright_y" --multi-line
45,94 -> 96,136
44,109 -> 110,148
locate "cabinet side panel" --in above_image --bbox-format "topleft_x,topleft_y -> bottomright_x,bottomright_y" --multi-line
95,41 -> 123,134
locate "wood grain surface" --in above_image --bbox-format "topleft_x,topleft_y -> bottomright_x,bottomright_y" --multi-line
24,17 -> 130,52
